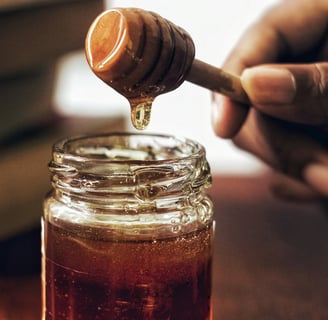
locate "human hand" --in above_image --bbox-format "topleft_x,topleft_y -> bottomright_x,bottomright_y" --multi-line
212,0 -> 328,199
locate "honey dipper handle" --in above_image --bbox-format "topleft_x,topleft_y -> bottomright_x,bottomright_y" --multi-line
186,59 -> 249,104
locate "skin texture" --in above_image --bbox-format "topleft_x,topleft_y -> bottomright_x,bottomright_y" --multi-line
212,0 -> 328,200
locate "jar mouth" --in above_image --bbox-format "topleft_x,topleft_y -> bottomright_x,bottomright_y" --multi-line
49,132 -> 211,206
52,132 -> 205,165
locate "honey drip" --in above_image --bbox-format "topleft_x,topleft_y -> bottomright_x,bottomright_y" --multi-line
130,100 -> 153,130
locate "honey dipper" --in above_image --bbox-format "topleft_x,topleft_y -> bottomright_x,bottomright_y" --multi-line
85,7 -> 249,129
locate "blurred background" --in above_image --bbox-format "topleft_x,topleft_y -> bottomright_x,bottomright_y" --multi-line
0,0 -> 277,274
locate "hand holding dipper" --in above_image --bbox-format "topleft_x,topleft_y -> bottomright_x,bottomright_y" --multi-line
85,7 -> 249,129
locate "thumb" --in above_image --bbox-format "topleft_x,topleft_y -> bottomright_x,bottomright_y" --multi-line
241,62 -> 328,125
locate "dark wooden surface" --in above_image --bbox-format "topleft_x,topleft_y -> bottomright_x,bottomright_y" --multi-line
1,174 -> 327,319
210,175 -> 328,320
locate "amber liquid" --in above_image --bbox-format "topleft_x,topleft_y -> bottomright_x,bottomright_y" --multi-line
42,219 -> 213,320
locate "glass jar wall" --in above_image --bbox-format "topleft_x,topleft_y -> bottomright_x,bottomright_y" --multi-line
42,132 -> 214,320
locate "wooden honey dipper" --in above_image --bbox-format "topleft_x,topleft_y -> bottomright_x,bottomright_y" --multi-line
85,7 -> 249,129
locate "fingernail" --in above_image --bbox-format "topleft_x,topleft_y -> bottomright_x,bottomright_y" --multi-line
303,163 -> 328,196
241,67 -> 296,104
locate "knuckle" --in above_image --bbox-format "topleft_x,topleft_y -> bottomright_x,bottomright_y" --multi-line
308,63 -> 328,124
313,63 -> 328,97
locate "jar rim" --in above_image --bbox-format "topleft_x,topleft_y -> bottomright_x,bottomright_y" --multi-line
52,131 -> 206,165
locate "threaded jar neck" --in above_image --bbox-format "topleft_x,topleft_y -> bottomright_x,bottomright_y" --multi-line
50,132 -> 209,195
47,132 -> 213,238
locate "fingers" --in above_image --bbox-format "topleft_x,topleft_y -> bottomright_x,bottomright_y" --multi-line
215,62 -> 328,138
211,94 -> 248,138
233,109 -> 328,181
304,164 -> 328,197
212,0 -> 328,138
241,63 -> 328,125
211,21 -> 281,138
233,109 -> 328,198
211,12 -> 288,138
269,172 -> 322,202
211,0 -> 328,199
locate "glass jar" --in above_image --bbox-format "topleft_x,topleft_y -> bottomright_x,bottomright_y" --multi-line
42,132 -> 214,320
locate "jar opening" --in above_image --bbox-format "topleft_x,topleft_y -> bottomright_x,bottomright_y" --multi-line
49,132 -> 212,209
54,132 -> 204,164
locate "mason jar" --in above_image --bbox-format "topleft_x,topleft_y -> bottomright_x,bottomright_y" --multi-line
42,132 -> 214,320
